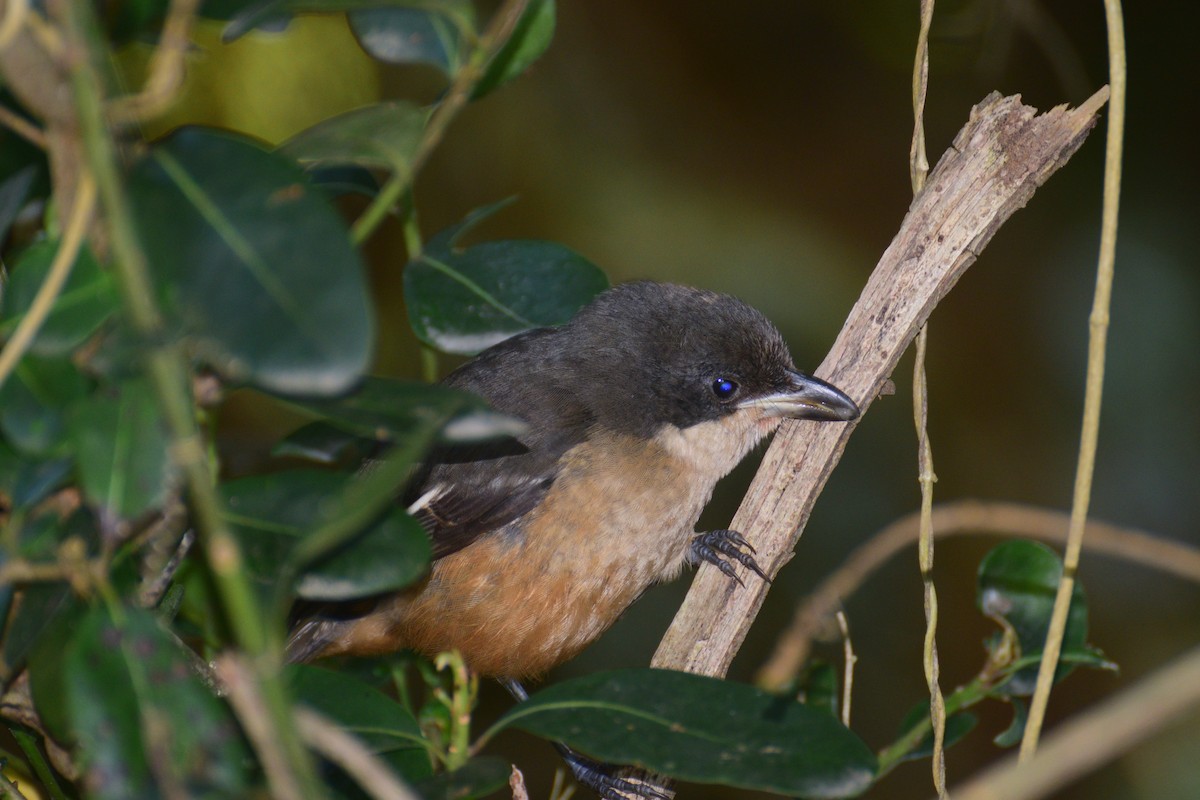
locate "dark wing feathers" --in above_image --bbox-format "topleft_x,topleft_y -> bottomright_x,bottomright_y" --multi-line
408,326 -> 592,559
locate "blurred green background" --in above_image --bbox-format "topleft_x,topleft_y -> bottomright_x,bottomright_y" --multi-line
128,1 -> 1199,797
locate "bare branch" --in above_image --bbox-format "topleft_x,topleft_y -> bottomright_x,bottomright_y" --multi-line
652,88 -> 1110,678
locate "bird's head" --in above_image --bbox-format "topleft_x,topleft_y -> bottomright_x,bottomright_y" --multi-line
561,282 -> 857,472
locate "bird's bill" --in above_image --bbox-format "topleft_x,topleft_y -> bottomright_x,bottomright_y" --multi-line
739,371 -> 859,421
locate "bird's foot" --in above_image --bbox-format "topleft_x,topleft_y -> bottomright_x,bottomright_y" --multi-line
689,529 -> 769,586
555,743 -> 671,800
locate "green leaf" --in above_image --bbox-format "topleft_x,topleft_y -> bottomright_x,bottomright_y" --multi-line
273,421 -> 377,466
0,356 -> 89,455
280,101 -> 428,178
894,702 -> 978,763
63,605 -> 251,799
0,443 -> 71,510
415,756 -> 510,800
0,240 -> 119,356
491,668 -> 876,798
309,165 -> 382,200
348,4 -> 474,73
129,127 -> 374,395
405,200 -> 608,355
472,0 -> 555,99
0,163 -> 37,246
70,378 -> 173,519
280,376 -> 527,443
977,540 -> 1089,695
223,469 -> 431,601
794,660 -> 839,718
994,697 -> 1027,748
3,582 -> 75,685
287,664 -> 431,778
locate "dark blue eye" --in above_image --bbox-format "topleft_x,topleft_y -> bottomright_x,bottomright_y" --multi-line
711,378 -> 739,400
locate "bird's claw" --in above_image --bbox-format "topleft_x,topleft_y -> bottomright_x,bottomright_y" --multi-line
689,529 -> 769,586
556,743 -> 671,800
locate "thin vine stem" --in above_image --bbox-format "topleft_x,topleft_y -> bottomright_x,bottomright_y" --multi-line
350,0 -> 530,244
909,0 -> 947,796
0,170 -> 95,390
56,1 -> 324,794
1019,0 -> 1126,760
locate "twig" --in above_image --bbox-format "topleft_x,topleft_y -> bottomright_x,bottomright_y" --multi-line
908,2 -> 947,795
0,170 -> 95,390
755,500 -> 1200,690
107,0 -> 199,124
949,641 -> 1200,800
1020,0 -> 1126,760
652,89 -> 1109,680
57,0 -> 323,792
295,707 -> 423,800
0,0 -> 28,50
350,0 -> 530,244
0,770 -> 30,800
835,611 -> 855,728
214,655 -> 305,800
0,104 -> 45,148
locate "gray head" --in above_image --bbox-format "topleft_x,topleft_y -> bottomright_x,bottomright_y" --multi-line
558,281 -> 858,438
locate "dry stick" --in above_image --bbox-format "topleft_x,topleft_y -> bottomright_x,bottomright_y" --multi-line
835,611 -> 855,728
756,500 -> 1200,690
214,655 -> 305,800
107,0 -> 200,124
907,2 -> 947,795
947,641 -> 1200,800
652,89 -> 1110,680
294,707 -> 423,800
1019,0 -> 1126,760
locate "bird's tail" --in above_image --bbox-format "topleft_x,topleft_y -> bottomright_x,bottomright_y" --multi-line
284,617 -> 340,664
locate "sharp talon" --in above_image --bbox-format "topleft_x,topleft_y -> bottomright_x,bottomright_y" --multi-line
690,530 -> 768,584
556,743 -> 669,799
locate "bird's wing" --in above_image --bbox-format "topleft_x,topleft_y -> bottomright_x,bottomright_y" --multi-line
408,326 -> 591,560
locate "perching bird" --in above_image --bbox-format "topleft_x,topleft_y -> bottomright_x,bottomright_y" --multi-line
286,281 -> 858,677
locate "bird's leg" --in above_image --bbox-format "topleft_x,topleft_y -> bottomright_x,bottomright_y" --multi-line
500,679 -> 670,800
688,529 -> 769,586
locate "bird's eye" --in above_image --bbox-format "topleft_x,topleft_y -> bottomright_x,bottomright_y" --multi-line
711,378 -> 739,400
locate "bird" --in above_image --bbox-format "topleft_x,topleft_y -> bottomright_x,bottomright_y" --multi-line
286,281 -> 858,678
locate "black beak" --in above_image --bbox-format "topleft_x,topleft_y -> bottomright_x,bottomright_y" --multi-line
739,370 -> 859,422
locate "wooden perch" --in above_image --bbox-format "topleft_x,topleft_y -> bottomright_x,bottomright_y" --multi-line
652,88 -> 1110,679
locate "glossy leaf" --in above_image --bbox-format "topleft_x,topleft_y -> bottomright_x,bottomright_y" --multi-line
794,660 -> 839,718
309,165 -> 382,199
994,697 -> 1027,748
492,668 -> 877,797
2,582 -> 74,685
273,421 -> 377,466
0,163 -> 37,246
280,101 -> 428,178
287,664 -> 431,778
0,443 -> 71,510
0,240 -> 119,356
349,4 -> 474,73
223,469 -> 431,601
405,200 -> 608,354
0,356 -> 89,455
472,0 -> 555,99
63,605 -> 250,799
129,127 -> 373,395
281,376 -> 527,443
977,540 -> 1089,695
70,378 -> 173,519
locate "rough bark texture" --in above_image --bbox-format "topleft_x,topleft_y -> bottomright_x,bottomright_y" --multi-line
651,88 -> 1110,679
